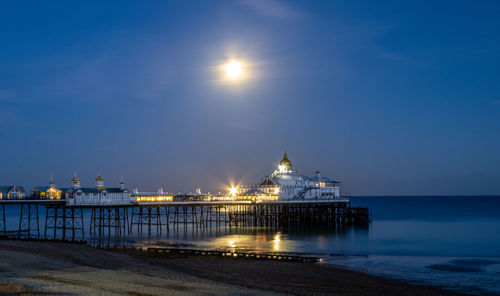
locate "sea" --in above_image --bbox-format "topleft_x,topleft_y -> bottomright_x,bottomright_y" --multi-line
3,196 -> 500,295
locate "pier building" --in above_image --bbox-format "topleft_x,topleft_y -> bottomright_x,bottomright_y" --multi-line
32,178 -> 63,200
0,186 -> 25,200
131,187 -> 173,203
1,153 -> 342,206
65,175 -> 130,205
238,153 -> 341,201
174,187 -> 210,201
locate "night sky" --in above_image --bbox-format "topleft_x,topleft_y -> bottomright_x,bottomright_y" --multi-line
1,1 -> 499,195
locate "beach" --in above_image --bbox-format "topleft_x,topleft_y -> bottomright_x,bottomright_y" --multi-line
0,240 -> 466,296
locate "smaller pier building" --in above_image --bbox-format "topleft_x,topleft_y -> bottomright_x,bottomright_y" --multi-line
65,175 -> 130,205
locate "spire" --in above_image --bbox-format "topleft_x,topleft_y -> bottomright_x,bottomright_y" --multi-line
280,152 -> 292,167
277,152 -> 293,173
119,176 -> 126,190
72,171 -> 80,182
49,173 -> 55,187
95,175 -> 104,190
71,172 -> 81,189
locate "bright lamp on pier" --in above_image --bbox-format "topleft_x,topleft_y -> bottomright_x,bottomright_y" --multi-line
274,187 -> 280,194
229,187 -> 238,195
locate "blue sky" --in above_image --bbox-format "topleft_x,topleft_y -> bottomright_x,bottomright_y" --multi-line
1,0 -> 499,195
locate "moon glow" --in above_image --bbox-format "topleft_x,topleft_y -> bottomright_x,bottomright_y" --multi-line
225,60 -> 242,79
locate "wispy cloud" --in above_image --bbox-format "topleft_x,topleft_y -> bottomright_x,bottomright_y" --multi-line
238,0 -> 304,20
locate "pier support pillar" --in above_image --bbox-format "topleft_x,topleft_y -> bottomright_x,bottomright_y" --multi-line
90,207 -> 127,238
130,206 -> 162,236
0,204 -> 6,236
44,206 -> 84,241
18,204 -> 40,238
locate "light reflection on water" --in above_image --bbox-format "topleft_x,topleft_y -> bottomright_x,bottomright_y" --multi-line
130,225 -> 363,254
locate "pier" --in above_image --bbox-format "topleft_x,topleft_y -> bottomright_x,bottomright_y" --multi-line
0,199 -> 369,241
0,154 -> 371,242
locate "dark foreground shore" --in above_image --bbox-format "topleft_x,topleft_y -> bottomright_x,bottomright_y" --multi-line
0,240 -> 467,296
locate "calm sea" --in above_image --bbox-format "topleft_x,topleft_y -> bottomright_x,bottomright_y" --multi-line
136,196 -> 500,295
3,196 -> 500,295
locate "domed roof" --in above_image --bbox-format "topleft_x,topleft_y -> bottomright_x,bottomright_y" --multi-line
280,152 -> 292,167
96,175 -> 104,181
72,177 -> 80,182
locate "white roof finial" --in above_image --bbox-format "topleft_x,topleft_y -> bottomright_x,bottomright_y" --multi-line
49,173 -> 55,187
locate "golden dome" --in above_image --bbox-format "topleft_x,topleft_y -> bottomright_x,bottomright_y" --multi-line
96,176 -> 104,181
72,177 -> 80,182
280,153 -> 292,167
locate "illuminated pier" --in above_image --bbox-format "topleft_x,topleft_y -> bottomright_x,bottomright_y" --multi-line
0,154 -> 370,241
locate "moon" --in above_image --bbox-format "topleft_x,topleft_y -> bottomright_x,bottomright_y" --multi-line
225,60 -> 242,79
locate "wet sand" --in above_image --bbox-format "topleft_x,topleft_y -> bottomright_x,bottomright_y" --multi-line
0,240 -> 467,296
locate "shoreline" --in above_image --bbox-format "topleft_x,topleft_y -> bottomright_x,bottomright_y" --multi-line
0,240 -> 468,296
